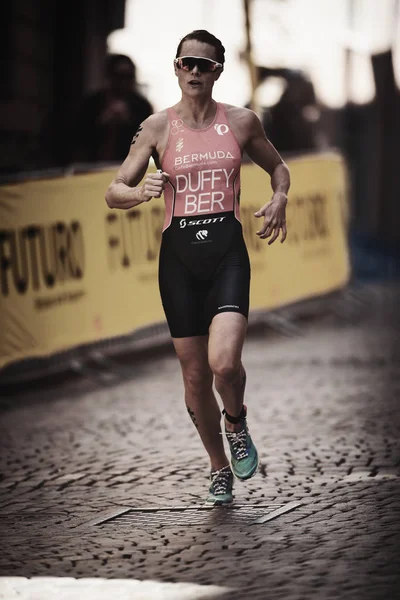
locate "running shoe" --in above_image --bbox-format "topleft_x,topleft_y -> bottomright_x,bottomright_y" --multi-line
225,405 -> 259,480
205,465 -> 234,505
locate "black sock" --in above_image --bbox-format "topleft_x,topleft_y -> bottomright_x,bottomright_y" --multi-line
222,405 -> 246,424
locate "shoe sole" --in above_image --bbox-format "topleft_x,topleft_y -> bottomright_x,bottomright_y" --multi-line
205,498 -> 234,506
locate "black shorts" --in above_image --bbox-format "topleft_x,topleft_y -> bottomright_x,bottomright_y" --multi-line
158,211 -> 250,338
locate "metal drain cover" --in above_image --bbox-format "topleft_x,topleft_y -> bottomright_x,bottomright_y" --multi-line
91,501 -> 302,528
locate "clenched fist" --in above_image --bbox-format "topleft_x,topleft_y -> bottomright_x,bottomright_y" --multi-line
140,171 -> 170,202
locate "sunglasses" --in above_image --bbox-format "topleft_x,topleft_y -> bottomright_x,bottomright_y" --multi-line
174,56 -> 223,73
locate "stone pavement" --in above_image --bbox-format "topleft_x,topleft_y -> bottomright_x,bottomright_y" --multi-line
0,283 -> 399,600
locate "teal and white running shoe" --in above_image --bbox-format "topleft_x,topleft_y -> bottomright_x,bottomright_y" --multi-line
205,465 -> 234,505
225,405 -> 259,480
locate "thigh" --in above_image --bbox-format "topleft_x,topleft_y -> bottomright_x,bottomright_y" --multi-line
159,244 -> 209,338
205,244 -> 251,328
208,312 -> 248,368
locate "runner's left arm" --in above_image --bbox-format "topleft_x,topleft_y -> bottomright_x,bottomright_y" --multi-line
244,111 -> 290,198
244,111 -> 290,244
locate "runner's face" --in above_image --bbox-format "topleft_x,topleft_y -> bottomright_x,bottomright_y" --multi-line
174,40 -> 222,97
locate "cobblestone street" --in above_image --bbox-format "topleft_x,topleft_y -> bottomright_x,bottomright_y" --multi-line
0,284 -> 399,600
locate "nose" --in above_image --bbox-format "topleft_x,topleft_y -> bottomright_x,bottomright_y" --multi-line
191,64 -> 200,75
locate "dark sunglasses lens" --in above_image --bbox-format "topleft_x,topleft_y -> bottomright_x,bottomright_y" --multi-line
198,59 -> 217,72
181,58 -> 216,72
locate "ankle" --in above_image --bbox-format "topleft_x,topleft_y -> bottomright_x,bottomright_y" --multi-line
224,418 -> 243,433
222,405 -> 246,432
211,460 -> 230,472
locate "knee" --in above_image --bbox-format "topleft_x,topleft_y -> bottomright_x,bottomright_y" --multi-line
210,357 -> 240,384
181,363 -> 213,393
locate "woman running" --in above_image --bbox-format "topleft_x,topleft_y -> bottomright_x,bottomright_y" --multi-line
105,30 -> 290,505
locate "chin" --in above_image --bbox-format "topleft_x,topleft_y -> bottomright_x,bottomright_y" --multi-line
186,86 -> 205,95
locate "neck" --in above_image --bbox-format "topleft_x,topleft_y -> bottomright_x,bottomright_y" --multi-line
176,96 -> 217,127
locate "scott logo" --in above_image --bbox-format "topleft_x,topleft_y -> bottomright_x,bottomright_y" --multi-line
214,123 -> 229,136
176,137 -> 184,152
196,230 -> 208,241
179,216 -> 226,229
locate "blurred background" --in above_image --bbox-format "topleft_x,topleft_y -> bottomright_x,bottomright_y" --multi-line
1,6 -> 400,596
2,0 -> 400,276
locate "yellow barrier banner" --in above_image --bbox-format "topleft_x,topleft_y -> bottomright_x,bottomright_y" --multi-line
242,152 -> 350,309
0,152 -> 350,369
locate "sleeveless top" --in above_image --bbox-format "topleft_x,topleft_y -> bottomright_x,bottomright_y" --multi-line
160,102 -> 242,231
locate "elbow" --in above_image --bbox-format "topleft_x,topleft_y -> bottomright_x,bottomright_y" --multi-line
277,158 -> 289,171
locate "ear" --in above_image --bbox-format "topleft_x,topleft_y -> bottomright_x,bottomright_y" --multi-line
215,68 -> 223,81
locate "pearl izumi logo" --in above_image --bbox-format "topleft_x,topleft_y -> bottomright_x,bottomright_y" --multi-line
191,227 -> 213,245
179,216 -> 226,229
176,138 -> 184,152
196,230 -> 208,241
214,124 -> 229,136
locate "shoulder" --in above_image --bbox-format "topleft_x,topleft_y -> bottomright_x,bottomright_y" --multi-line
147,109 -> 169,128
135,110 -> 169,147
222,104 -> 259,127
141,110 -> 168,133
221,104 -> 263,146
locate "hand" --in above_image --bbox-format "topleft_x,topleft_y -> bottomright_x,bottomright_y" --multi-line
254,192 -> 288,244
140,171 -> 170,202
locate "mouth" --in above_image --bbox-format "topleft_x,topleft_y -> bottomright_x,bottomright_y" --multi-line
188,80 -> 202,87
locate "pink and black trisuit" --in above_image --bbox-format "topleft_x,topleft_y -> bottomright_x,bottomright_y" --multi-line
158,102 -> 250,337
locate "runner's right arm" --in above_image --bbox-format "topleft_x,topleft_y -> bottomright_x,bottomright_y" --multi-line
105,115 -> 168,209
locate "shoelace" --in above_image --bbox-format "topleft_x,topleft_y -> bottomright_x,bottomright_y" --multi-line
210,466 -> 232,495
224,428 -> 249,460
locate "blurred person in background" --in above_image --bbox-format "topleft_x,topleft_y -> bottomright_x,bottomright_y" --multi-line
105,30 -> 290,506
249,67 -> 323,154
72,54 -> 153,163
